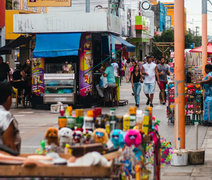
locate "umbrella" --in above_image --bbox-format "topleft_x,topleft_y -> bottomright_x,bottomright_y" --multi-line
189,42 -> 212,54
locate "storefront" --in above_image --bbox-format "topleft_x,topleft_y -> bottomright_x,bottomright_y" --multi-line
13,12 -> 135,108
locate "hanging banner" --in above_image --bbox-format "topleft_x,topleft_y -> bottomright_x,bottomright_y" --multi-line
32,58 -> 45,96
79,33 -> 93,97
28,0 -> 71,7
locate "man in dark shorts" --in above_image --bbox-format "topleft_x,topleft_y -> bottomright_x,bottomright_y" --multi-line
157,57 -> 170,105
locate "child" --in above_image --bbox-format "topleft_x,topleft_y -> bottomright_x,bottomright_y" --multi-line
0,82 -> 21,152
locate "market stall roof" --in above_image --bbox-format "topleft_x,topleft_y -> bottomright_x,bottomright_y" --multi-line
110,34 -> 135,52
189,43 -> 212,54
33,33 -> 82,58
0,35 -> 32,55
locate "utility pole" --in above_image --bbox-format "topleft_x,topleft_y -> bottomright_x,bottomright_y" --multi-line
202,0 -> 207,77
174,0 -> 185,149
195,26 -> 199,37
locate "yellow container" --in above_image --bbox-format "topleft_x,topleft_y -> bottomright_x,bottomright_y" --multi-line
123,115 -> 130,131
129,106 -> 137,115
87,110 -> 94,117
67,106 -> 73,115
75,109 -> 83,117
58,116 -> 67,129
142,116 -> 150,135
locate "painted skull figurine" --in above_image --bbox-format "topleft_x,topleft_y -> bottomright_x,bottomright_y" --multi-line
73,130 -> 83,144
83,130 -> 93,144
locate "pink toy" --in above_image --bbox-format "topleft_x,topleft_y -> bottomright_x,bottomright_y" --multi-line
124,129 -> 142,147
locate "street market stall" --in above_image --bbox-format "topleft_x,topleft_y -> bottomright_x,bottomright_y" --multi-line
0,106 -> 173,180
166,52 -> 204,125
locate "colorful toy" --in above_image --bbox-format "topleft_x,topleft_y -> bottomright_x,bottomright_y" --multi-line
93,128 -> 108,144
110,129 -> 125,148
58,127 -> 73,147
121,159 -> 133,176
73,130 -> 83,144
45,127 -> 59,146
124,129 -> 142,147
83,130 -> 93,144
34,140 -> 53,154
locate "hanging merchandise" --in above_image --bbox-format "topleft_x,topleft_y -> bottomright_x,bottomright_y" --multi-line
167,83 -> 203,125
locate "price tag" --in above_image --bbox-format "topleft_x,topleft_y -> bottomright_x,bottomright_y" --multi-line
55,97 -> 67,101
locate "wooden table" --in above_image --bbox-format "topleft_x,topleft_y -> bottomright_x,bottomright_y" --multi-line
0,150 -> 122,178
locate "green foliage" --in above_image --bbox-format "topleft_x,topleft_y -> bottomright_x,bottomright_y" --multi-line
6,0 -> 12,10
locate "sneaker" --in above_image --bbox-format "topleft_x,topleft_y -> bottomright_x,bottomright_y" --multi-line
136,104 -> 139,107
150,104 -> 153,107
132,93 -> 134,96
146,99 -> 150,105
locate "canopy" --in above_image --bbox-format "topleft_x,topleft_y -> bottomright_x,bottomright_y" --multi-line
33,33 -> 82,58
0,35 -> 32,55
189,43 -> 212,54
110,34 -> 135,52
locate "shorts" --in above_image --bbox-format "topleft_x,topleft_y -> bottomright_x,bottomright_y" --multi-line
143,83 -> 156,94
159,81 -> 167,90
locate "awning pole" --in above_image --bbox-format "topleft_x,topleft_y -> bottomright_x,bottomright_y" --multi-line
84,47 -> 124,75
202,0 -> 207,77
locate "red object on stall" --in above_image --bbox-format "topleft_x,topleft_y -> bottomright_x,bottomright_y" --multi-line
189,42 -> 212,54
0,0 -> 5,28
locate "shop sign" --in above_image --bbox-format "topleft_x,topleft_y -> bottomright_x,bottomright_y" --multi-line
14,12 -> 121,35
32,58 -> 45,96
79,33 -> 93,97
28,0 -> 72,7
139,0 -> 152,12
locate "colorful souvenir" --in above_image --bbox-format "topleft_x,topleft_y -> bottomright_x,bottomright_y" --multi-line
124,129 -> 142,147
110,129 -> 125,148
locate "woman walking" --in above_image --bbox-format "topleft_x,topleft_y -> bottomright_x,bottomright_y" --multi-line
131,65 -> 143,107
125,58 -> 132,83
117,59 -> 124,85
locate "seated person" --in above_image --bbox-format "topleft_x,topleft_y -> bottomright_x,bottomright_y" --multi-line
62,61 -> 72,72
96,61 -> 116,99
0,82 -> 21,152
12,65 -> 31,98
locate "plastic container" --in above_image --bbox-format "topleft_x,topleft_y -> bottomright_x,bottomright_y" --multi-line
171,149 -> 188,166
136,110 -> 144,130
116,116 -> 123,130
130,115 -> 136,129
129,106 -> 137,115
75,109 -> 83,117
84,116 -> 94,131
58,116 -> 67,129
123,114 -> 130,131
143,109 -> 150,135
87,110 -> 94,118
67,116 -> 76,129
76,116 -> 84,128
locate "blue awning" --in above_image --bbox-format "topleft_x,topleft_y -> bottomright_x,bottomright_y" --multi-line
33,33 -> 82,58
110,34 -> 135,52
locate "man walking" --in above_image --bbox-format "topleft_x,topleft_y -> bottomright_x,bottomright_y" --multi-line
157,57 -> 170,105
111,59 -> 119,76
142,56 -> 160,107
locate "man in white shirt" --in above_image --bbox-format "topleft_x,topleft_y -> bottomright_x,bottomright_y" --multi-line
142,56 -> 160,107
121,56 -> 127,65
111,59 -> 119,76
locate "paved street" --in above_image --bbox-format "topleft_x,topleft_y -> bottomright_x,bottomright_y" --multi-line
10,79 -> 210,179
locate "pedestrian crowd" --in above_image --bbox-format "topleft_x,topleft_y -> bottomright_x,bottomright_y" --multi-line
0,56 -> 32,101
96,55 -> 171,108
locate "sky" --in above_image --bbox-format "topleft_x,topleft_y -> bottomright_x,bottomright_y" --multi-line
160,0 -> 212,36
